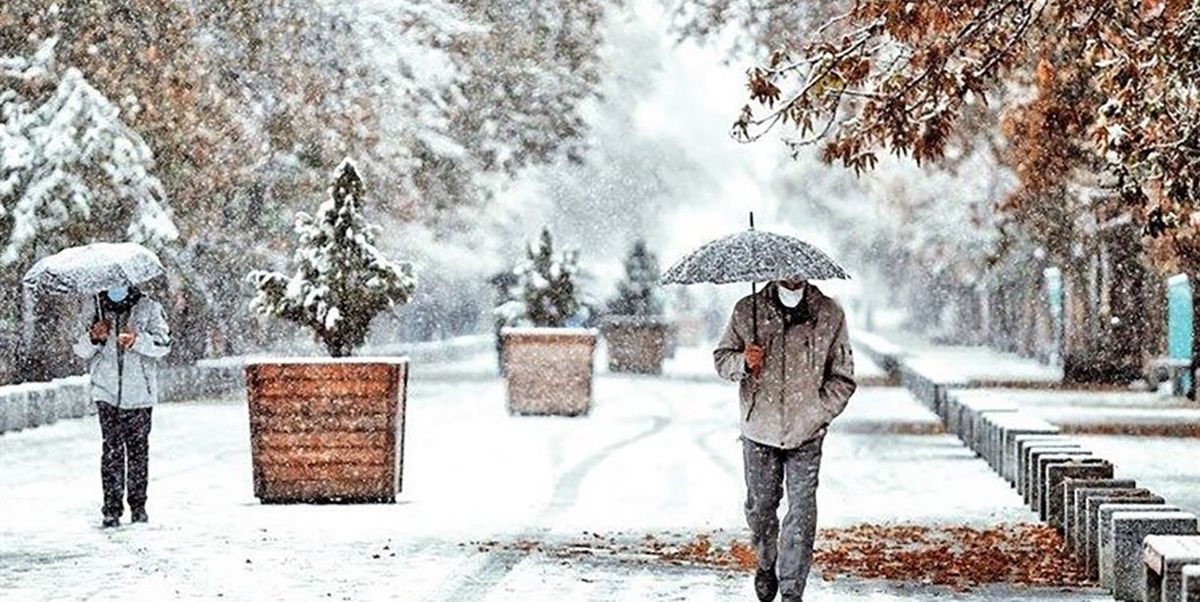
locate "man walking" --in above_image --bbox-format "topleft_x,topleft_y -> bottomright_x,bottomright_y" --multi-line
73,285 -> 171,528
714,278 -> 856,601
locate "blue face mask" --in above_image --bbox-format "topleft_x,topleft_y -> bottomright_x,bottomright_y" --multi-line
106,287 -> 129,303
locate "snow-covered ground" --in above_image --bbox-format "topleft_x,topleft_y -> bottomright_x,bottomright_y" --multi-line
950,387 -> 1200,436
1,351 -> 1115,601
1073,435 -> 1200,515
868,330 -> 1064,386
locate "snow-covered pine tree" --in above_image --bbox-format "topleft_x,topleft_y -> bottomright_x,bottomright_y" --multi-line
607,239 -> 663,318
249,159 -> 417,357
0,38 -> 178,266
495,227 -> 587,328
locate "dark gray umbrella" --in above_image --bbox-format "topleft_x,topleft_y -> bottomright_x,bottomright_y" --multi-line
660,212 -> 850,343
660,216 -> 850,285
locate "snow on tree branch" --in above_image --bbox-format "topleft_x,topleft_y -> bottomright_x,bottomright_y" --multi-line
607,240 -> 664,318
495,227 -> 589,328
0,37 -> 177,265
249,158 -> 417,357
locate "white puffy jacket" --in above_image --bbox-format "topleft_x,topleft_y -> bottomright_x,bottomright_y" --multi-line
72,297 -> 171,408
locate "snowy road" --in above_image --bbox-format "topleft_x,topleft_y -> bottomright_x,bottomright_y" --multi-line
2,366 -> 1108,600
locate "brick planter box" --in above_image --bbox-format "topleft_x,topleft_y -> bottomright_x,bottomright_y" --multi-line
245,358 -> 408,504
502,328 -> 596,416
602,317 -> 668,375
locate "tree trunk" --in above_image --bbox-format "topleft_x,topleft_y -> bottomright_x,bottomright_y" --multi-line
997,280 -> 1020,352
977,284 -> 991,347
953,283 -> 981,344
1015,275 -> 1037,357
993,285 -> 1008,349
1061,224 -> 1149,385
1032,275 -> 1054,363
1143,272 -> 1166,362
1101,222 -> 1150,383
1061,253 -> 1107,383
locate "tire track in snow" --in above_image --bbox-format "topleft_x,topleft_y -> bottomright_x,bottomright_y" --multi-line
693,427 -> 740,480
427,410 -> 672,601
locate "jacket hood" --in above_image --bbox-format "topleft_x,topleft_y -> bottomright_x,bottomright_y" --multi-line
98,287 -> 145,318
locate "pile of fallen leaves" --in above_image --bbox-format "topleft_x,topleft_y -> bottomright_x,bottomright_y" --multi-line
812,523 -> 1090,590
651,533 -> 757,571
463,523 -> 1089,590
466,531 -> 756,571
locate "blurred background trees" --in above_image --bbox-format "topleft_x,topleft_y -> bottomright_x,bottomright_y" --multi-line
5,0 -> 1197,395
673,0 -> 1196,390
0,0 -> 609,377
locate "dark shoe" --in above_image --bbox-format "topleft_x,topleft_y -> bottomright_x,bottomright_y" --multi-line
781,596 -> 802,602
102,515 -> 120,528
130,508 -> 148,523
755,567 -> 778,601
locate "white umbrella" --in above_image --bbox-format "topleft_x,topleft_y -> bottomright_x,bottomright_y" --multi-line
22,242 -> 165,298
23,241 -> 166,332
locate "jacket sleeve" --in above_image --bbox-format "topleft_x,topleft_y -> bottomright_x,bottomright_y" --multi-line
713,302 -> 749,382
73,328 -> 102,360
130,301 -> 172,359
818,311 -> 856,421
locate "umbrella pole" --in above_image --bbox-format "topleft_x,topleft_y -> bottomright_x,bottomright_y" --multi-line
751,282 -> 757,345
749,211 -> 757,345
746,210 -> 759,422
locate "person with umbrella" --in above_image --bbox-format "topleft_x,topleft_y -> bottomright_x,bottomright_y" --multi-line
25,243 -> 172,528
662,217 -> 857,602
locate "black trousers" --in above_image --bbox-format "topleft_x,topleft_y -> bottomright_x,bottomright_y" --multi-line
96,401 -> 153,517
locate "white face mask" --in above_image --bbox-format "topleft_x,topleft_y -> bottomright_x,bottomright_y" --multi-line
777,284 -> 805,308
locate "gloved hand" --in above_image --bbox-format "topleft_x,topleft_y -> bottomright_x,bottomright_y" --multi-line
745,344 -> 765,375
119,331 -> 137,351
89,320 -> 110,344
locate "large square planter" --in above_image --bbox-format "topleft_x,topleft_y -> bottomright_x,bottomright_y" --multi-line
501,327 -> 596,416
603,317 -> 669,375
245,358 -> 408,503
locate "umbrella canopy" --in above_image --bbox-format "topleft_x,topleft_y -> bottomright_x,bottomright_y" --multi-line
22,242 -> 165,298
660,229 -> 850,285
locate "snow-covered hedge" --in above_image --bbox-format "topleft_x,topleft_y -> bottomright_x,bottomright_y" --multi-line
0,333 -> 493,436
0,376 -> 90,434
249,159 -> 417,357
494,227 -> 589,328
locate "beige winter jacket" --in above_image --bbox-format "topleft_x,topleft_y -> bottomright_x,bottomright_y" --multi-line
713,282 -> 856,449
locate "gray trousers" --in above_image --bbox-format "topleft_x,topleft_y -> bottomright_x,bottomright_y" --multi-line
742,434 -> 823,598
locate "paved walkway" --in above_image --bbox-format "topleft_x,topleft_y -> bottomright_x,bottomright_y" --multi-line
1,364 -> 1109,600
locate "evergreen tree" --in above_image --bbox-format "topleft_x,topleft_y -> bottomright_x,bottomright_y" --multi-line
249,159 -> 417,357
607,240 -> 663,318
0,38 -> 177,266
495,227 -> 586,328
